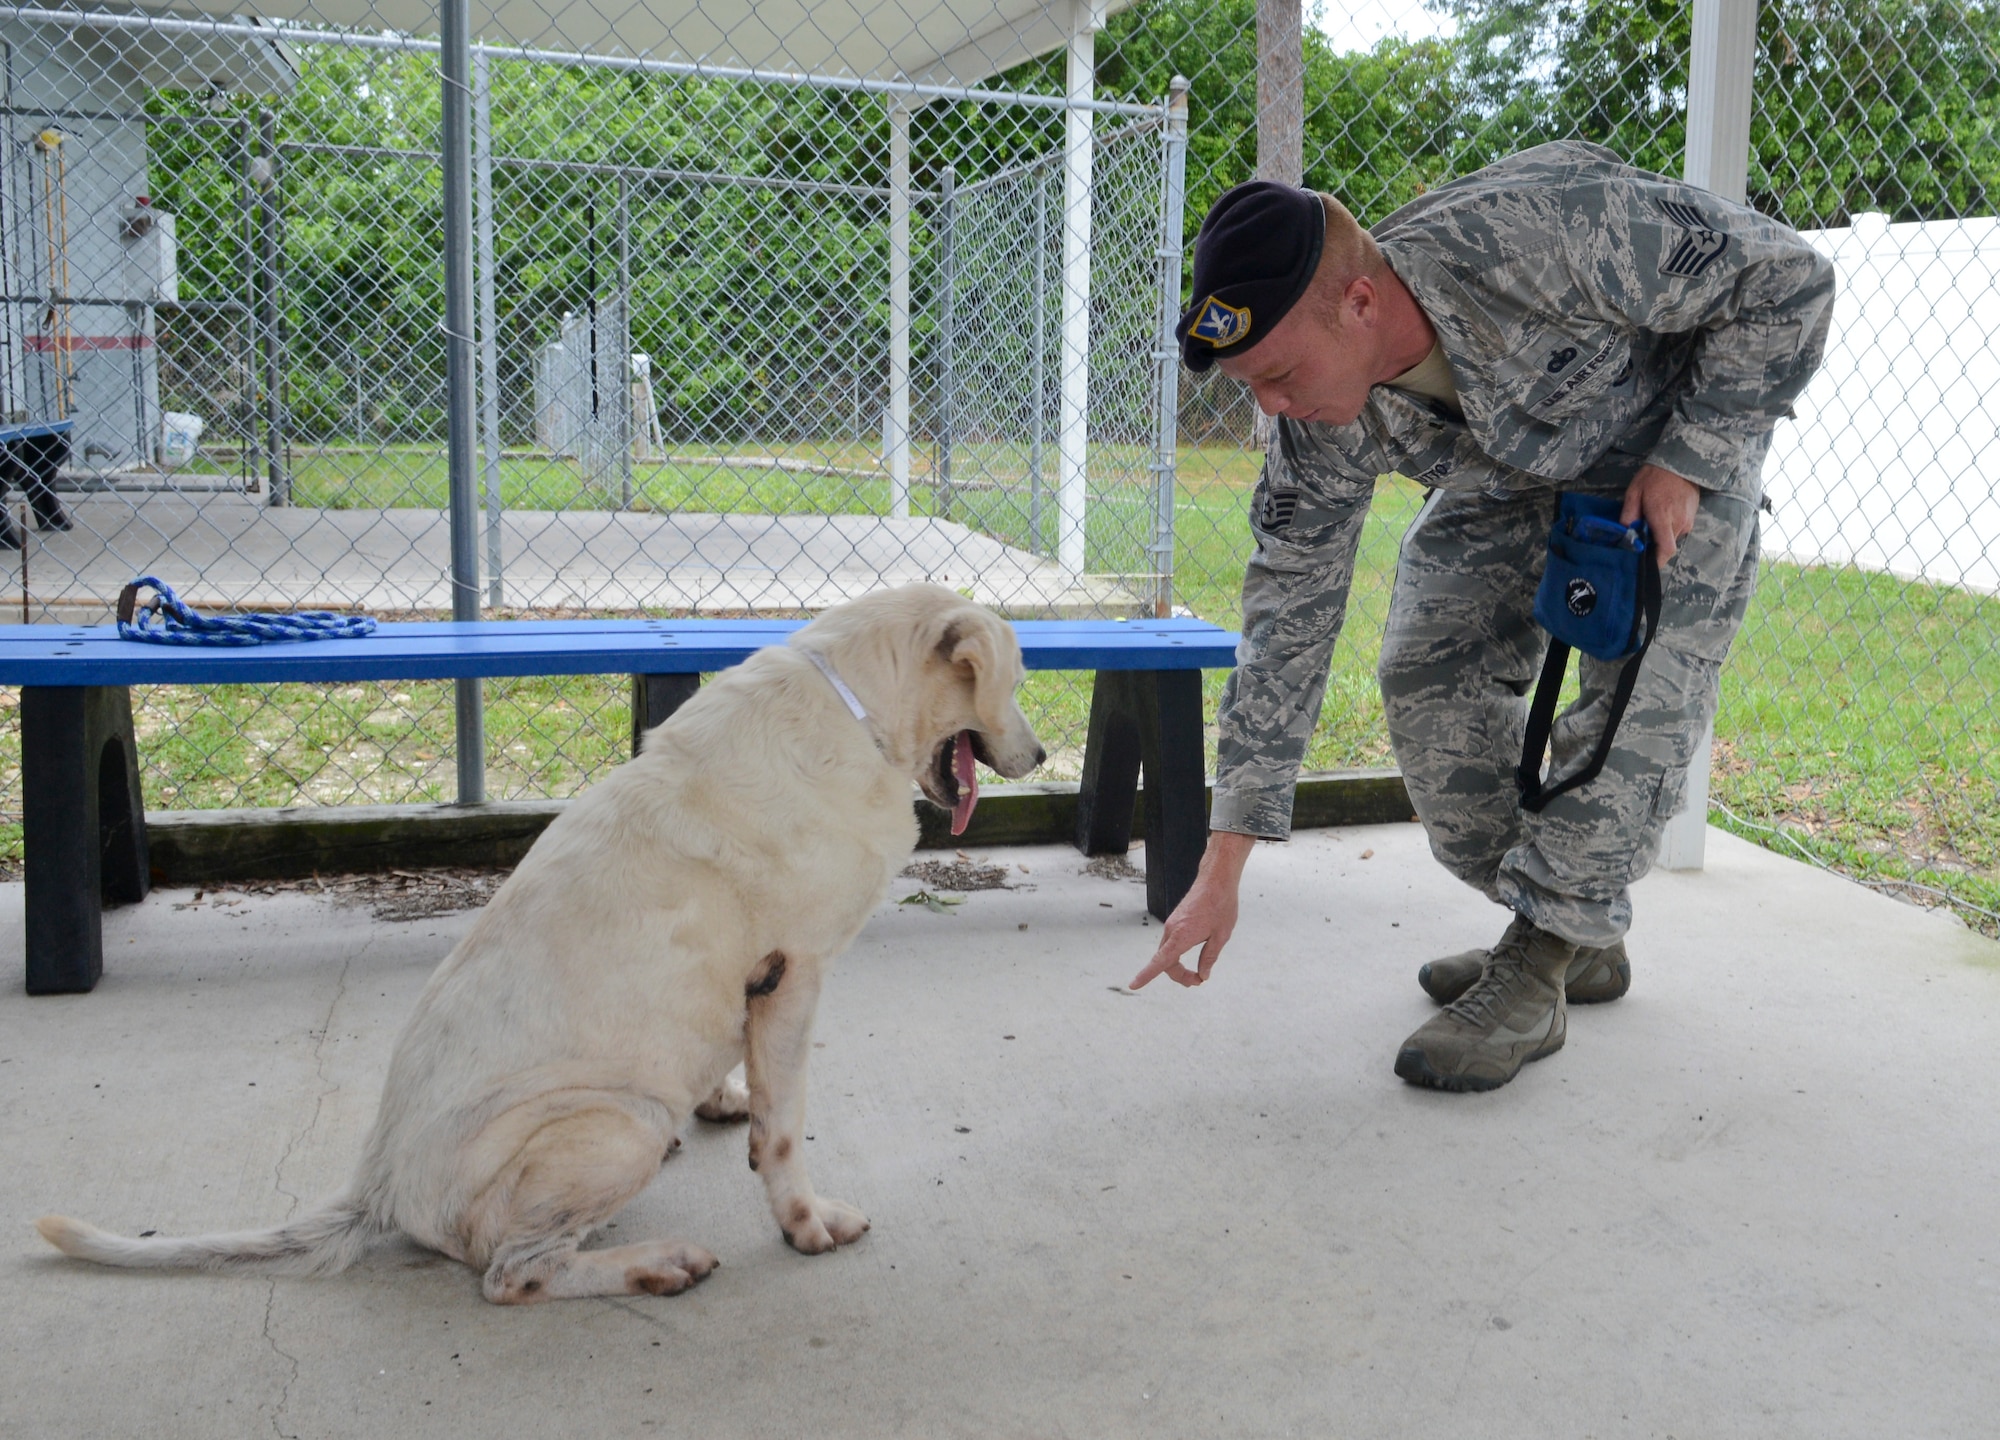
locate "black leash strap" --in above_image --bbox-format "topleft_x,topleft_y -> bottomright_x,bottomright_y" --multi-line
1516,557 -> 1663,814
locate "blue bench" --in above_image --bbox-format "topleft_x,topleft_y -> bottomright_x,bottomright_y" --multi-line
0,615 -> 1239,994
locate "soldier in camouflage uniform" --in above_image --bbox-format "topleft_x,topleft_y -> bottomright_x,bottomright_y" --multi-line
1130,141 -> 1834,1093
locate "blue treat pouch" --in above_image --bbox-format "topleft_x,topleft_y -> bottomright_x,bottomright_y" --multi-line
1533,494 -> 1651,661
1517,494 -> 1664,813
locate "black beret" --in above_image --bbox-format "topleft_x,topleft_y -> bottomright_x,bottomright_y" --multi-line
1175,181 -> 1327,372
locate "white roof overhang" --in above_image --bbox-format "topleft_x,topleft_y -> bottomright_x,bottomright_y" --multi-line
14,0 -> 1130,92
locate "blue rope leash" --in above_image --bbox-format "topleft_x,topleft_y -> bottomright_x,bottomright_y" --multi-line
116,576 -> 377,646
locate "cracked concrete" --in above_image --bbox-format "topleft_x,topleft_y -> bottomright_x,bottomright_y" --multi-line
2,825 -> 1997,1439
273,956 -> 356,1219
261,1279 -> 302,1440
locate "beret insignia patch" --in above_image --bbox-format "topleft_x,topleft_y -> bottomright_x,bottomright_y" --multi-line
1190,295 -> 1252,349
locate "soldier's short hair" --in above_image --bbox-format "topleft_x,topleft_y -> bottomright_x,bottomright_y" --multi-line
1306,194 -> 1387,323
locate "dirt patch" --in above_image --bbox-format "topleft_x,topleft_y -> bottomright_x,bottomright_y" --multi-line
238,866 -> 514,922
899,859 -> 1014,892
236,857 -> 1026,922
1082,853 -> 1145,883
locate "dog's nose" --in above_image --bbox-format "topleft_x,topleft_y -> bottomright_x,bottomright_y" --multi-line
1033,745 -> 1047,768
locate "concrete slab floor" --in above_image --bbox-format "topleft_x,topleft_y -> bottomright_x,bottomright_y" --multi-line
8,494 -> 1143,619
1,824 -> 1995,1440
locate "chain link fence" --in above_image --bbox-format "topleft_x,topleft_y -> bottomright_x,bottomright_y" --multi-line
0,6 -> 1187,802
1733,0 -> 2000,931
0,0 -> 1993,932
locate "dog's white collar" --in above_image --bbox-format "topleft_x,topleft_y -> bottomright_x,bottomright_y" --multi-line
801,647 -> 880,746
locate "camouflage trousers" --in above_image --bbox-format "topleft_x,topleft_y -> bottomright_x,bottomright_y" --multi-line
1377,482 -> 1761,948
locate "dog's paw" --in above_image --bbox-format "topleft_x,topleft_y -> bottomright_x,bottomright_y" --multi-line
781,1196 -> 870,1254
626,1240 -> 720,1295
695,1077 -> 751,1124
663,1239 -> 720,1279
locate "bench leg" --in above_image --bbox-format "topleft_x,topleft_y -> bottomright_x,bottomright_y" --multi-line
630,673 -> 701,756
1075,669 -> 1206,921
22,686 -> 150,995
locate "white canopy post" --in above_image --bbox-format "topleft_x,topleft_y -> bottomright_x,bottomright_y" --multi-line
1057,0 -> 1101,575
887,95 -> 912,520
1665,0 -> 1759,871
1685,0 -> 1758,203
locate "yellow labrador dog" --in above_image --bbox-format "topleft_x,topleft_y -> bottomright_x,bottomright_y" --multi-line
38,584 -> 1044,1303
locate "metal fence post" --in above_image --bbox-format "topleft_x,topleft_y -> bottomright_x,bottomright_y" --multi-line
937,164 -> 956,518
1030,171 -> 1048,553
1149,77 -> 1189,618
1058,0 -> 1100,576
257,110 -> 287,506
616,171 -> 634,509
1665,0 -> 1758,871
231,117 -> 263,495
442,0 -> 485,803
887,96 -> 912,520
475,45 -> 506,607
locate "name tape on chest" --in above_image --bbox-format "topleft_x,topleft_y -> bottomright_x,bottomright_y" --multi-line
1532,333 -> 1623,412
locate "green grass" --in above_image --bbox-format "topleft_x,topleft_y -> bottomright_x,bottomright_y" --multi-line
280,443 -> 934,517
2,443 -> 1993,934
1708,563 -> 2000,931
243,441 -> 1200,579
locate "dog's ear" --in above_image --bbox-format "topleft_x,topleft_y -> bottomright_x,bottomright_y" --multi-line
935,614 -> 1012,728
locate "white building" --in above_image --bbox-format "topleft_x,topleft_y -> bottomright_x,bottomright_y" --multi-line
1764,212 -> 2000,595
0,9 -> 296,474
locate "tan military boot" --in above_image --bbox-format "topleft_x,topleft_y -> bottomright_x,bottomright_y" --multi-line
1395,917 -> 1574,1093
1419,914 -> 1631,1006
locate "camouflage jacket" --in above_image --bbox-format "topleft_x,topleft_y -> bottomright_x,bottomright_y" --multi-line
1211,140 -> 1836,838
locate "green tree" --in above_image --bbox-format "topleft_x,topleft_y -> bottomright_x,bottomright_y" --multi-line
1441,0 -> 2000,225
142,0 -> 2000,460
1754,0 -> 2000,225
1082,0 -> 1468,234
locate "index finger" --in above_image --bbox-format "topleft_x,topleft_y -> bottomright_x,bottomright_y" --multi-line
1130,938 -> 1198,990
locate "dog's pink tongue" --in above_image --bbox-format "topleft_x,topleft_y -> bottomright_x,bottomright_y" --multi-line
950,730 -> 979,836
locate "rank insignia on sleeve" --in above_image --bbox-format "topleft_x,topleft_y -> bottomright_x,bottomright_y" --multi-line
1660,200 -> 1727,278
1190,294 -> 1251,348
1257,486 -> 1300,530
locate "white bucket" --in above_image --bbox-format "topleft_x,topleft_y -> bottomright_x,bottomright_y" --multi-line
159,411 -> 204,466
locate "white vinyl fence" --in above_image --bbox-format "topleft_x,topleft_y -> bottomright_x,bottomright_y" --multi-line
1766,212 -> 2000,596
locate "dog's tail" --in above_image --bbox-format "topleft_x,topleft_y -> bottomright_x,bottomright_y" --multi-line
35,1194 -> 381,1278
